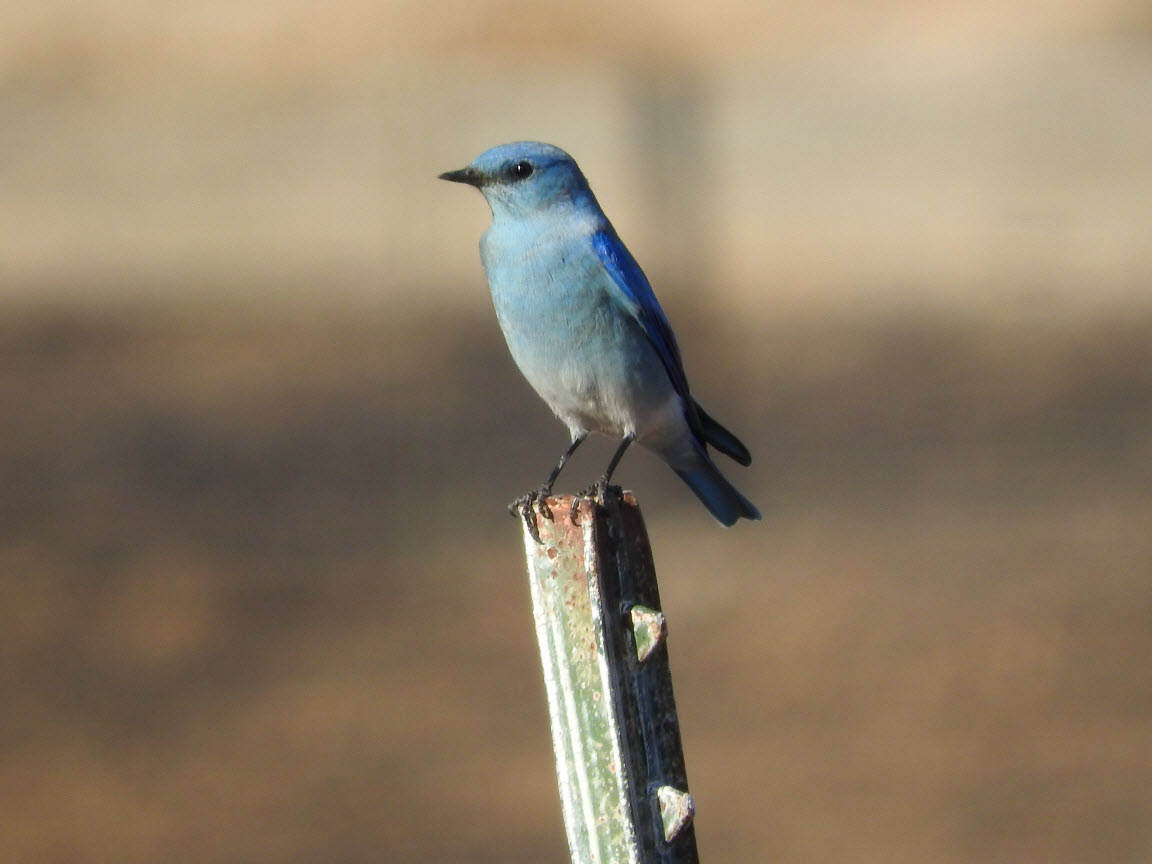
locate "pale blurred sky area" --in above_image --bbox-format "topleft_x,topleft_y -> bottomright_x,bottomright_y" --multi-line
1,0 -> 1149,316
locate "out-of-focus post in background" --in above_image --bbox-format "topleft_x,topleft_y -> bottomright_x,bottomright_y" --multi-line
1,2 -> 1150,863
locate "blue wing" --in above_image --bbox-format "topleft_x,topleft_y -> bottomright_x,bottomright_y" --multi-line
591,229 -> 691,402
592,228 -> 753,466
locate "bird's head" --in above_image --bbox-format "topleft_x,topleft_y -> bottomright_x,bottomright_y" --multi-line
439,142 -> 593,219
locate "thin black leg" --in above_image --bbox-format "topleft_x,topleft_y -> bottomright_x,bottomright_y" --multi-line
570,435 -> 635,522
510,433 -> 588,542
597,435 -> 634,489
545,433 -> 587,491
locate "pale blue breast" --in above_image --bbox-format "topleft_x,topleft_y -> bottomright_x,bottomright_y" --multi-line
480,216 -> 677,437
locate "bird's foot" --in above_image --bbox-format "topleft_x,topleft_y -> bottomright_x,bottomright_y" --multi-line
568,480 -> 611,524
507,485 -> 554,544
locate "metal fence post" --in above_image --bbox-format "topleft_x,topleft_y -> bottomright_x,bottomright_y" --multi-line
522,487 -> 699,864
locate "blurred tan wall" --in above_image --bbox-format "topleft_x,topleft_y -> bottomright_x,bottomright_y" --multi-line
1,0 -> 1149,316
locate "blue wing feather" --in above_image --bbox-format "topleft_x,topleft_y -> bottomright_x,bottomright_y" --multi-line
592,228 -> 753,467
591,229 -> 691,402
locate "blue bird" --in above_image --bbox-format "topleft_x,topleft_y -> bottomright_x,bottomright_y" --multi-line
440,142 -> 760,536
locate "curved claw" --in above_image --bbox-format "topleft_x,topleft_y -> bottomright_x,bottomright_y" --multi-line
568,484 -> 601,524
508,489 -> 532,517
536,489 -> 553,522
522,496 -> 543,544
508,488 -> 550,544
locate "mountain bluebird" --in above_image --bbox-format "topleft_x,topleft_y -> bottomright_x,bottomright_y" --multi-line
440,141 -> 759,537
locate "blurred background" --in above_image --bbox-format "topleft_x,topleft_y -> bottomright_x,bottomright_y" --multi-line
2,1 -> 1151,861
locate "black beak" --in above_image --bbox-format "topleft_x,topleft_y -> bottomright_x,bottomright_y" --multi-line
438,167 -> 483,187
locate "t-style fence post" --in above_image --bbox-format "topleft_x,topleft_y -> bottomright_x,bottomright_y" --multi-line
522,488 -> 699,864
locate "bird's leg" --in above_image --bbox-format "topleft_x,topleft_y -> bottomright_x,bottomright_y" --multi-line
597,435 -> 633,490
570,435 -> 634,522
509,434 -> 587,541
538,433 -> 586,521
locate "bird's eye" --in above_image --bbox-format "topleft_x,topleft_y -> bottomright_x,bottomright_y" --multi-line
510,160 -> 534,180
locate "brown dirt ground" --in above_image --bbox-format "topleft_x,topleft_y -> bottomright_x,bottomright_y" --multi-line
1,305 -> 1150,863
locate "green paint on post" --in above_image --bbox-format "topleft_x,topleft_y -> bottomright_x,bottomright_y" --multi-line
525,497 -> 640,864
523,489 -> 699,864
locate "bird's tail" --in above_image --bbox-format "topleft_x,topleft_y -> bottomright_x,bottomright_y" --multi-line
694,401 -> 752,466
674,453 -> 761,527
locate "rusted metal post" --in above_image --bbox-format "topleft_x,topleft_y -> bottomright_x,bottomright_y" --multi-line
523,487 -> 699,864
